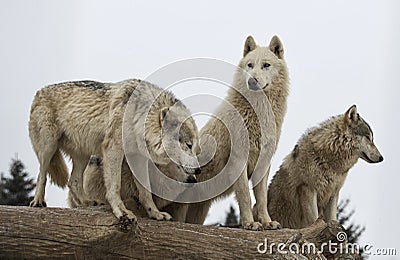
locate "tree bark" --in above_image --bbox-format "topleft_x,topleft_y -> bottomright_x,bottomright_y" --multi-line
0,205 -> 359,259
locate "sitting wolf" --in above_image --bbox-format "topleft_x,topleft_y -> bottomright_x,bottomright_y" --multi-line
267,105 -> 383,228
68,155 -> 193,222
29,79 -> 200,227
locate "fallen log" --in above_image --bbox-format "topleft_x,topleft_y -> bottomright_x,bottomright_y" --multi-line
0,205 -> 359,259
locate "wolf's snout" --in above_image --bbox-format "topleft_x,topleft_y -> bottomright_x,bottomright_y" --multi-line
247,77 -> 260,90
186,175 -> 197,183
371,155 -> 384,163
361,151 -> 384,164
194,167 -> 201,175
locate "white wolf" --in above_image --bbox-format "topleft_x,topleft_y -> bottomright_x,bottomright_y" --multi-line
185,35 -> 289,230
268,105 -> 383,228
29,79 -> 200,227
68,155 -> 193,222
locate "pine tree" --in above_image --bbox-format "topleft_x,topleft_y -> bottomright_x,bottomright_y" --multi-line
224,205 -> 239,226
337,198 -> 367,258
337,198 -> 365,244
0,157 -> 36,206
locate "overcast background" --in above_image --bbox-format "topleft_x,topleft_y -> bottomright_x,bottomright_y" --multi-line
0,1 -> 399,257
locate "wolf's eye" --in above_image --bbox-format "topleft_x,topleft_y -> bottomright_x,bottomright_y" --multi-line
263,63 -> 271,69
187,143 -> 193,149
247,63 -> 253,69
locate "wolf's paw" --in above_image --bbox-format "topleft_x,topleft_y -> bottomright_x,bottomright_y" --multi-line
29,198 -> 47,207
263,220 -> 281,230
118,213 -> 138,233
148,210 -> 172,221
243,221 -> 263,231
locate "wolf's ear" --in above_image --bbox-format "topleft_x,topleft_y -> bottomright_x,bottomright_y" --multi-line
243,36 -> 257,57
160,107 -> 169,125
344,104 -> 358,124
269,35 -> 284,59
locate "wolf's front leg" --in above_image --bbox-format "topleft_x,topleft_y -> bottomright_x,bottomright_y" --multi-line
323,193 -> 339,222
185,200 -> 212,224
253,169 -> 280,229
163,202 -> 188,222
298,185 -> 318,227
103,137 -> 137,231
132,155 -> 172,221
235,168 -> 263,231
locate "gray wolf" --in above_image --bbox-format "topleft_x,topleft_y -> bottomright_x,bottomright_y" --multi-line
185,35 -> 289,230
68,155 -> 191,222
29,79 -> 200,225
268,105 -> 383,229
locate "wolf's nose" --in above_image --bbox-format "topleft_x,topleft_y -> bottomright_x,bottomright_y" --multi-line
194,168 -> 201,175
378,156 -> 384,162
186,175 -> 197,183
247,77 -> 259,90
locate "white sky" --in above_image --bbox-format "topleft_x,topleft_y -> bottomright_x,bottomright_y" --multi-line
0,1 -> 399,256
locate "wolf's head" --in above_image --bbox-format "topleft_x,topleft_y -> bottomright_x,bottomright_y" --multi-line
344,105 -> 383,164
159,103 -> 201,177
237,35 -> 286,91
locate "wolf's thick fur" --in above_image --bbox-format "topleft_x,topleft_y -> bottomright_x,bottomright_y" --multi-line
29,79 -> 200,223
185,35 -> 289,230
268,105 -> 383,229
68,156 -> 190,222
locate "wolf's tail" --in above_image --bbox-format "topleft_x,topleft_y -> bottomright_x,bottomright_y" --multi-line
48,150 -> 69,188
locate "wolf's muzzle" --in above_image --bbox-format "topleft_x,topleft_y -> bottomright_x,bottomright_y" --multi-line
362,152 -> 384,163
182,166 -> 201,175
247,77 -> 260,90
186,175 -> 197,183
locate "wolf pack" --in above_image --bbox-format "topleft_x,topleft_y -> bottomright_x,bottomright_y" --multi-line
28,35 -> 383,232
